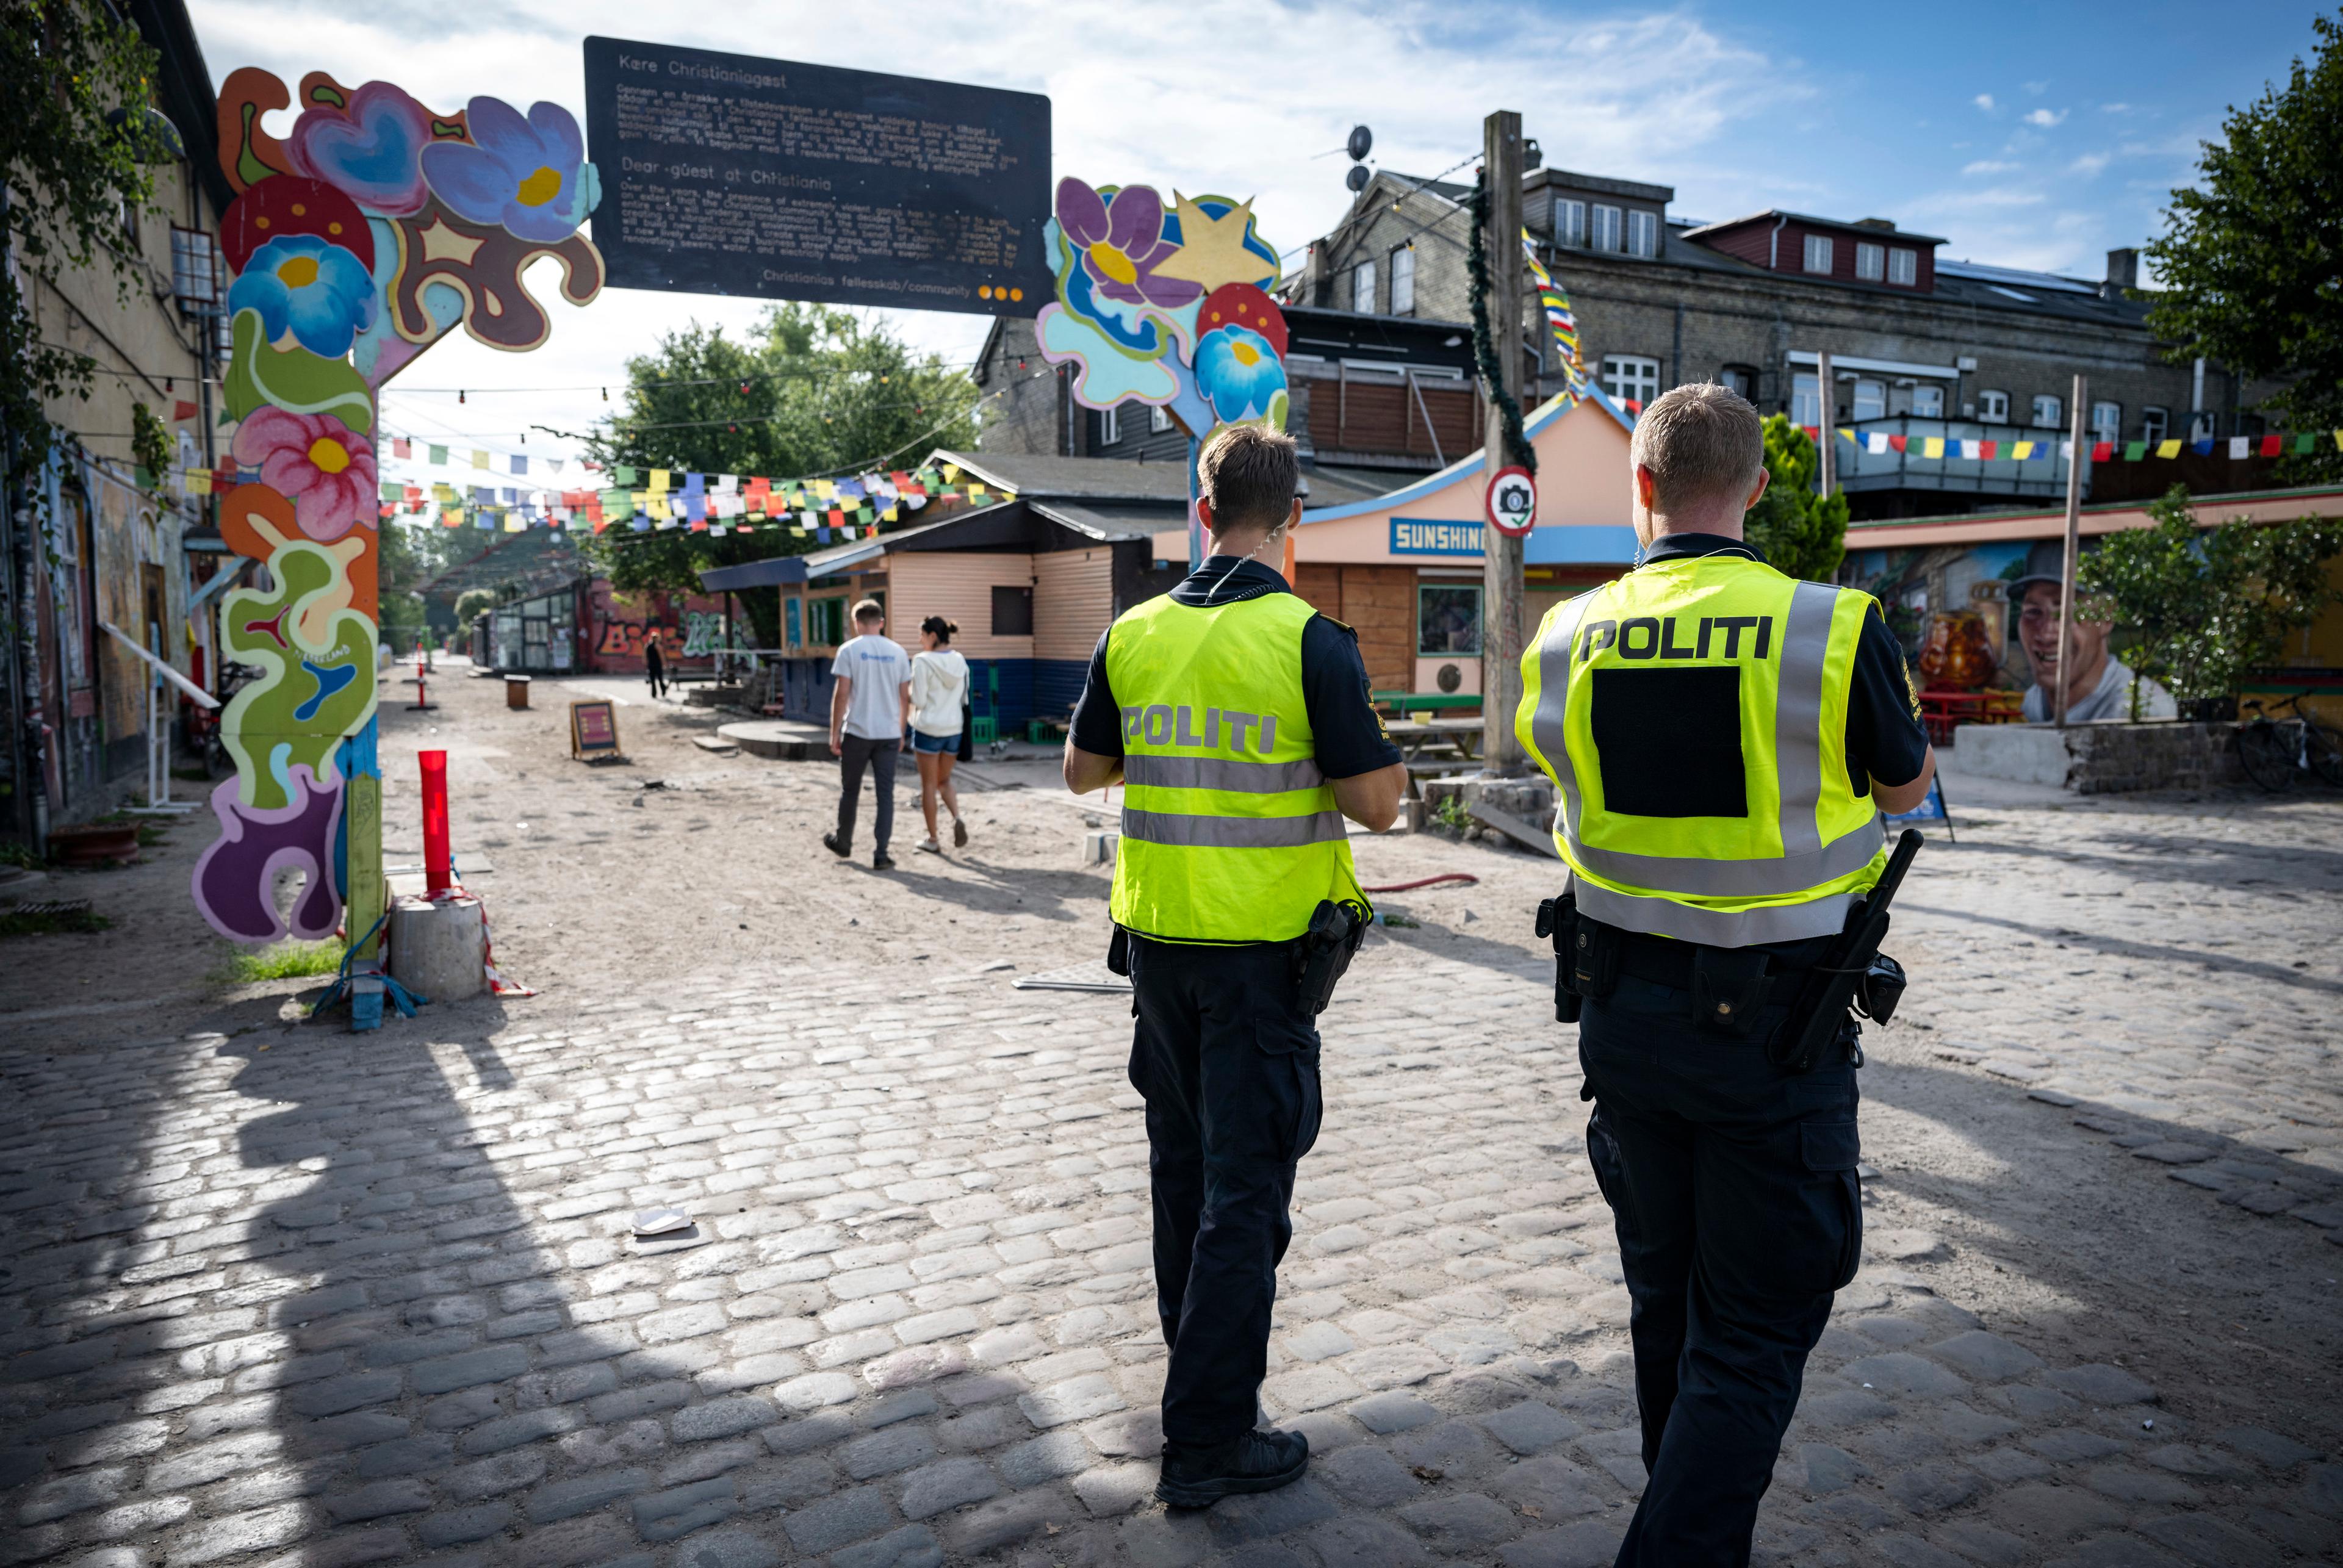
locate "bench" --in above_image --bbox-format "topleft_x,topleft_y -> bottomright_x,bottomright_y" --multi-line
1373,691 -> 1485,714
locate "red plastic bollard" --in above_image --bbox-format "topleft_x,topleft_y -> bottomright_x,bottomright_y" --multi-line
419,749 -> 452,894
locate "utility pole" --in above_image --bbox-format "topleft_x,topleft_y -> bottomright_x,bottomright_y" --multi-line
1480,108 -> 1527,775
1817,351 -> 1837,500
2054,373 -> 2088,729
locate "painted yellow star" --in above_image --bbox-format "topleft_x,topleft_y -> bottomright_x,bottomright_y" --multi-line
1150,192 -> 1278,292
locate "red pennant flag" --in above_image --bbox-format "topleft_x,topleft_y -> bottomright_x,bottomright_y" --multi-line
1887,435 -> 1907,454
173,400 -> 198,422
1978,441 -> 1998,461
827,508 -> 845,527
392,438 -> 412,459
2091,442 -> 2112,462
2260,434 -> 2283,458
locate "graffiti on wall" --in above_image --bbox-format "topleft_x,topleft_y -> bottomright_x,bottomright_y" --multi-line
191,68 -> 601,948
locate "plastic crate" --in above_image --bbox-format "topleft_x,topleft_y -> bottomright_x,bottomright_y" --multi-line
970,716 -> 996,745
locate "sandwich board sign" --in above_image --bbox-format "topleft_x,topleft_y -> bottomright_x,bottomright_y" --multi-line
570,699 -> 623,761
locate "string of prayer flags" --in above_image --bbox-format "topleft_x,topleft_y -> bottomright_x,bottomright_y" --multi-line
1834,427 -> 2343,464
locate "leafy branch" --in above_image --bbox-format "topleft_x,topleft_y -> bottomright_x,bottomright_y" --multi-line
1,0 -> 168,489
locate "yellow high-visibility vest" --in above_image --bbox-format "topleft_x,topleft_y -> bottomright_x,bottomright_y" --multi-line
1516,552 -> 1887,946
1106,590 -> 1367,942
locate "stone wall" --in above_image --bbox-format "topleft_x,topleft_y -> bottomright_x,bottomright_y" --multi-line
1955,721 -> 2244,794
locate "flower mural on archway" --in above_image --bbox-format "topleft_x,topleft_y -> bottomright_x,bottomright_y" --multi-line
193,66 -> 604,977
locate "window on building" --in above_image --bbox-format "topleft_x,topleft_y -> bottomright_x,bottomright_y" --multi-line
1851,379 -> 1886,422
1910,384 -> 1945,418
2031,394 -> 2063,430
1149,404 -> 1172,434
1351,258 -> 1377,314
808,596 -> 847,647
1718,366 -> 1755,399
992,584 -> 1034,636
2090,401 -> 2122,442
1977,389 -> 2010,424
1803,234 -> 1835,274
1554,199 -> 1587,247
2141,406 -> 2168,444
1591,204 -> 1622,252
1888,248 -> 1918,286
1791,373 -> 1821,427
1855,242 -> 1885,282
1600,354 -> 1660,409
1626,210 -> 1658,259
1417,583 -> 1483,656
1099,405 -> 1120,445
1389,245 -> 1416,315
170,227 -> 221,313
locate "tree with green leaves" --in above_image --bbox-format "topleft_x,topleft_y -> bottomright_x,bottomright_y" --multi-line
2077,485 -> 2343,715
577,305 -> 980,647
1744,415 -> 1851,582
2143,12 -> 2343,480
1,0 -> 165,489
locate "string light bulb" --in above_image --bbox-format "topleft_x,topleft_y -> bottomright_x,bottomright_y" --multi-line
459,390 -> 466,404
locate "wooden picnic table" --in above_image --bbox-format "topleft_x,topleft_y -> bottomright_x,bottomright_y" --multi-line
1384,717 -> 1485,762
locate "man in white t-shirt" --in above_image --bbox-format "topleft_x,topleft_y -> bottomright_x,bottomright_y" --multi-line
2009,551 -> 2176,722
823,599 -> 912,870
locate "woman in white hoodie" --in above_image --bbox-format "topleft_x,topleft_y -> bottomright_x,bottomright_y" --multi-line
909,616 -> 971,854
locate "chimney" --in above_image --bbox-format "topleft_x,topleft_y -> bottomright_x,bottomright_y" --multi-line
2104,247 -> 2139,297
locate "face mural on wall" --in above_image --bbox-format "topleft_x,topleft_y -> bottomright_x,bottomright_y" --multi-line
192,68 -> 603,948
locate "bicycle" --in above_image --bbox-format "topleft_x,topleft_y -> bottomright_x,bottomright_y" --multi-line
2237,691 -> 2343,792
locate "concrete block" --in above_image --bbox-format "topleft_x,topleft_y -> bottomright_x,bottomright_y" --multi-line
388,895 -> 485,1004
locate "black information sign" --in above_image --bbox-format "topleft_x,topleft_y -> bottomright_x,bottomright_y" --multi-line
582,38 -> 1052,317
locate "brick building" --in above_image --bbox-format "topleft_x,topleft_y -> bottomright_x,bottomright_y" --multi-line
1283,164 -> 2291,518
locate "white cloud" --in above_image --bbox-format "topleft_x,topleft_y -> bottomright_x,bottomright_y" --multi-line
1973,93 -> 1995,110
2023,108 -> 2068,128
2070,152 -> 2112,176
1962,160 -> 2020,174
2022,79 -> 2049,95
2100,102 -> 2132,113
190,0 -> 1794,459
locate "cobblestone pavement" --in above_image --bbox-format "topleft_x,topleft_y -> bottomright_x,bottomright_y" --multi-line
5,788 -> 2343,1567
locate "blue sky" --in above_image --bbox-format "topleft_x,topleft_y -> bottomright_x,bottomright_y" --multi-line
1646,0 -> 2328,275
185,0 -> 2331,473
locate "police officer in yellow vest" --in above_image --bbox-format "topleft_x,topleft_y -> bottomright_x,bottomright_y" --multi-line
1066,423 -> 1406,1506
1516,384 -> 1935,1566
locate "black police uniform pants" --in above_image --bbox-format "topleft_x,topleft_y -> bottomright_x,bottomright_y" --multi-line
1126,935 -> 1324,1448
1577,972 -> 1863,1568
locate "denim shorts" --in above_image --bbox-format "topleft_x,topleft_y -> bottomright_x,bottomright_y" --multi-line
910,728 -> 961,754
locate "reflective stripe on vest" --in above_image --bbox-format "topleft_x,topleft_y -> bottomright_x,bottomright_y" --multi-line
1517,556 -> 1886,947
1120,807 -> 1349,847
1120,755 -> 1326,793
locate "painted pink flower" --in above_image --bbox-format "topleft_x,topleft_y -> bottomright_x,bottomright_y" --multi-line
231,408 -> 377,541
1055,178 -> 1200,308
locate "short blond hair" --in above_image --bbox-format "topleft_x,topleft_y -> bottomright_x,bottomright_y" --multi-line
1198,423 -> 1299,533
1630,382 -> 1765,512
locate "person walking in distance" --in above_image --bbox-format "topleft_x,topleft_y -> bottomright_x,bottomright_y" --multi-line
1516,383 -> 1936,1566
1064,424 -> 1406,1506
822,599 -> 912,872
642,630 -> 668,701
909,615 -> 970,854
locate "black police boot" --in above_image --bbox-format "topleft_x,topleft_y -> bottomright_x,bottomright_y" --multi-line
1154,1427 -> 1309,1508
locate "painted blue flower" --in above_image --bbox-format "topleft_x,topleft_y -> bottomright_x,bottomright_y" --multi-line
226,234 -> 378,358
420,98 -> 591,243
1194,325 -> 1287,424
